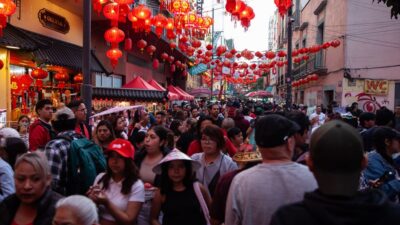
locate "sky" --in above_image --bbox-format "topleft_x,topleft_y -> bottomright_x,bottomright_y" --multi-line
202,0 -> 277,51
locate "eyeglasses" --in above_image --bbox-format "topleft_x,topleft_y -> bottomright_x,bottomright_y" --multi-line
78,108 -> 87,113
201,137 -> 215,144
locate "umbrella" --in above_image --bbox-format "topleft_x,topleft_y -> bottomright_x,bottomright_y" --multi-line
246,90 -> 273,98
91,105 -> 144,118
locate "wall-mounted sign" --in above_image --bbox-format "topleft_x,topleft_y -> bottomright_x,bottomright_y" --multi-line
38,9 -> 70,34
364,79 -> 389,95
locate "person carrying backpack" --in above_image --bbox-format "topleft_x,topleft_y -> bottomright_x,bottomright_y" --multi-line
43,107 -> 106,196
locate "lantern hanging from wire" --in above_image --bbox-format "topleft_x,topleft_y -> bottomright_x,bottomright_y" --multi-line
0,0 -> 16,36
106,48 -> 123,68
274,0 -> 292,17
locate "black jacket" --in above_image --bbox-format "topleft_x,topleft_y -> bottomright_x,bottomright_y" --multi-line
270,189 -> 400,225
0,189 -> 62,225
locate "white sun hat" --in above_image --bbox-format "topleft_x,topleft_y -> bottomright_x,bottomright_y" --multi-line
152,148 -> 201,175
0,128 -> 20,138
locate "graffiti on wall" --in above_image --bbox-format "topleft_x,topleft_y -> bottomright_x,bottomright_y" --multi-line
344,92 -> 390,113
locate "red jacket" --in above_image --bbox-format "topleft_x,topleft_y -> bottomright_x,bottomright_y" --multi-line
29,119 -> 52,151
75,122 -> 91,140
187,138 -> 237,157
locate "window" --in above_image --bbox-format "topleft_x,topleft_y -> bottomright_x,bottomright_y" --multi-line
302,38 -> 306,48
95,73 -> 123,88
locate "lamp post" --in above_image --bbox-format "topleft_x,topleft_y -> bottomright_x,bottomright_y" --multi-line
82,0 -> 92,120
285,6 -> 293,110
210,7 -> 214,100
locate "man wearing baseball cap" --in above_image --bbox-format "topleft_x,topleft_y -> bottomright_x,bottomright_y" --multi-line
225,114 -> 317,225
270,121 -> 400,225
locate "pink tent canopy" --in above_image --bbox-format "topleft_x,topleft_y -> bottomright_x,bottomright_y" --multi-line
123,76 -> 157,90
174,86 -> 194,100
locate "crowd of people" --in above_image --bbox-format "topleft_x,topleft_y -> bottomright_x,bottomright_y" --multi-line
0,98 -> 400,225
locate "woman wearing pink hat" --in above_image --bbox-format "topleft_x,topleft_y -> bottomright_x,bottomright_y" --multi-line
87,138 -> 145,225
150,149 -> 211,225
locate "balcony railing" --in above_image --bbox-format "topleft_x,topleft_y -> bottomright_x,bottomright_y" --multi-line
292,51 -> 327,79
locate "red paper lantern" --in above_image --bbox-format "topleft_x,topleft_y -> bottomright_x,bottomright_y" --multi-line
104,27 -> 125,43
265,51 -> 276,59
103,2 -> 119,20
106,48 -> 123,68
0,59 -> 4,70
161,52 -> 169,61
277,61 -> 285,67
274,0 -> 292,17
151,14 -> 167,37
168,56 -> 175,64
146,45 -> 156,55
191,39 -> 202,48
322,42 -> 331,49
0,0 -> 16,36
73,73 -> 84,83
114,0 -> 134,4
277,50 -> 286,58
153,59 -> 160,69
137,39 -> 147,51
331,39 -> 341,48
302,55 -> 310,61
169,42 -> 177,50
31,68 -> 48,79
206,44 -> 213,51
132,4 -> 152,20
54,73 -> 69,82
124,38 -> 132,51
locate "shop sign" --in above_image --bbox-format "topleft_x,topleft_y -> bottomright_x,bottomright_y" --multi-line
38,9 -> 70,34
364,79 -> 388,95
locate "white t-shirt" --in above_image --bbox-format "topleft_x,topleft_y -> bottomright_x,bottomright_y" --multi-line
94,173 -> 145,222
310,112 -> 326,125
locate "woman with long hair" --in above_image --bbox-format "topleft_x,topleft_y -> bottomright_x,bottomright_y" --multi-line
87,138 -> 144,225
110,116 -> 128,140
134,125 -> 173,225
94,120 -> 116,152
17,115 -> 30,148
360,127 -> 400,202
150,149 -> 211,225
0,152 -> 62,225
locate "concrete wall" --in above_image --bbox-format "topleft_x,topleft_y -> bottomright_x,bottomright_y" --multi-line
342,78 -> 395,112
345,0 -> 400,80
9,0 -> 83,46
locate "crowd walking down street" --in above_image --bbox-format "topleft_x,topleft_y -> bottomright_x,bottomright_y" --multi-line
0,0 -> 399,224
1,98 -> 400,225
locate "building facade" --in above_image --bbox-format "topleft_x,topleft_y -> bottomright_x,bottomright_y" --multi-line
270,0 -> 400,111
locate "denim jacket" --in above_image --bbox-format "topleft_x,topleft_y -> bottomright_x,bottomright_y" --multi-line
360,151 -> 400,202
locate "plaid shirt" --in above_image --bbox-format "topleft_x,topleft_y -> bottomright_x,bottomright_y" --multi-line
43,130 -> 82,194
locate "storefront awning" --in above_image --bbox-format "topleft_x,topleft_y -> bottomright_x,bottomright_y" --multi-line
92,87 -> 166,101
0,24 -> 108,73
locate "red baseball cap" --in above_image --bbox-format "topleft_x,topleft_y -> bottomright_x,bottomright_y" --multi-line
106,139 -> 135,160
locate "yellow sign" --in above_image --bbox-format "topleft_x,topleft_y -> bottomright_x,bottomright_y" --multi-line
364,79 -> 388,95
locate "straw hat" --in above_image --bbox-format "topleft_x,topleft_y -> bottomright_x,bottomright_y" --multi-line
232,151 -> 262,163
152,148 -> 201,175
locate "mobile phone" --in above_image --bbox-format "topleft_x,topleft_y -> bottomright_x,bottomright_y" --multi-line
377,171 -> 394,183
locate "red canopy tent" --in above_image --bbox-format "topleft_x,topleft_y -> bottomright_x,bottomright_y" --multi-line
148,79 -> 166,91
174,86 -> 194,100
167,85 -> 194,101
123,76 -> 157,90
148,79 -> 180,100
